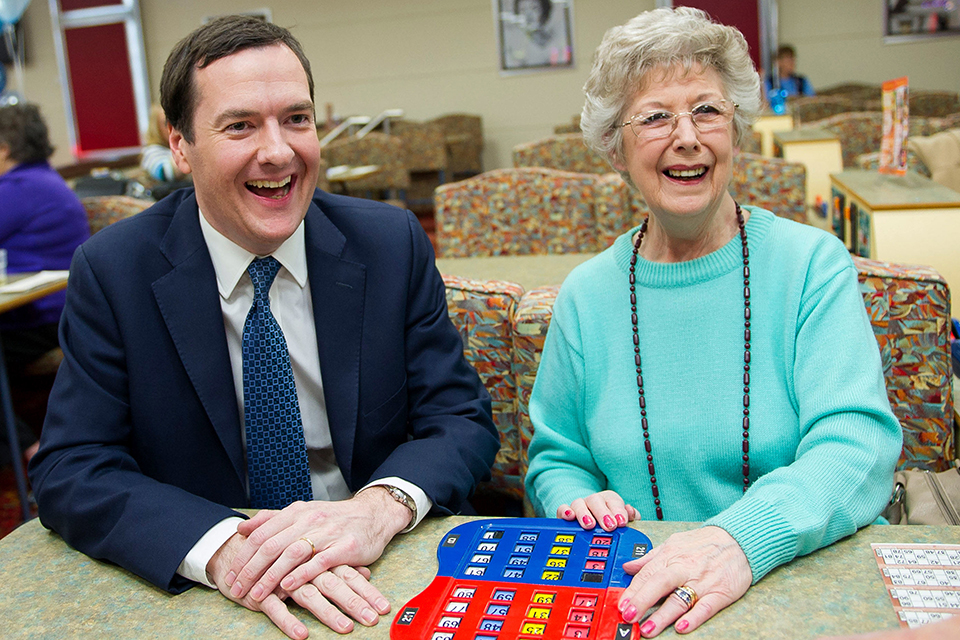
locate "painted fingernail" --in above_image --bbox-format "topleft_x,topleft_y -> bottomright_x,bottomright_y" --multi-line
616,514 -> 626,526
362,608 -> 378,624
676,619 -> 690,633
563,509 -> 573,517
641,620 -> 656,635
622,605 -> 638,622
582,515 -> 594,527
376,597 -> 390,612
250,584 -> 264,600
603,515 -> 615,529
225,571 -> 236,586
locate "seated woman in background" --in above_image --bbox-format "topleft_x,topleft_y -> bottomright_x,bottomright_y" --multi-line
0,102 -> 90,463
140,103 -> 189,199
524,7 -> 901,637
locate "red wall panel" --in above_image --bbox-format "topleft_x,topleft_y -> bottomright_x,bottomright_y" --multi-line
60,0 -> 123,10
674,0 -> 762,72
64,21 -> 140,154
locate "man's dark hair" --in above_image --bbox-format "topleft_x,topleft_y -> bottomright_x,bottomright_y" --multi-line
159,15 -> 314,144
0,103 -> 54,164
777,44 -> 796,59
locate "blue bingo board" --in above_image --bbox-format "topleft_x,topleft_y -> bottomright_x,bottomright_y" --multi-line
391,518 -> 652,640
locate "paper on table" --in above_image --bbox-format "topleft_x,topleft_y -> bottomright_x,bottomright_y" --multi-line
0,270 -> 70,294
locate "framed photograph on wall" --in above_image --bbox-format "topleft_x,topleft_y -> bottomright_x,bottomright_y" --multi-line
495,0 -> 574,73
884,0 -> 960,43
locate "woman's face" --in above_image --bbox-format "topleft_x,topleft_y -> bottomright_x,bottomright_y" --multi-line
614,65 -> 737,223
518,0 -> 544,28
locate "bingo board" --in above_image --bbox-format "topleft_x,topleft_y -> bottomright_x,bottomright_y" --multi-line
392,518 -> 652,640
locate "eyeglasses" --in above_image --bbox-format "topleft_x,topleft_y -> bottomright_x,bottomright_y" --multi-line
620,100 -> 737,140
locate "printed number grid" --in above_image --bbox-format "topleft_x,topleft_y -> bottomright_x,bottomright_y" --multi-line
873,544 -> 960,630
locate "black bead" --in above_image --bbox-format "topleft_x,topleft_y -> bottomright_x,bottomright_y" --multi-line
743,372 -> 750,385
743,463 -> 750,476
637,375 -> 643,387
744,266 -> 750,278
632,313 -> 638,325
745,329 -> 751,342
744,351 -> 750,363
635,354 -> 642,366
639,396 -> 645,409
648,463 -> 655,475
646,454 -> 653,462
631,293 -> 636,305
656,507 -> 663,520
743,416 -> 750,429
743,440 -> 749,453
654,499 -> 661,506
650,476 -> 656,484
633,334 -> 639,345
652,486 -> 659,498
743,394 -> 749,407
629,273 -> 635,285
744,286 -> 750,299
745,307 -> 751,320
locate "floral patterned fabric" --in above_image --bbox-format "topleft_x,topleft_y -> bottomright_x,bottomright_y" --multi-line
854,256 -> 955,471
804,112 -> 929,168
443,275 -> 525,499
81,195 -> 153,234
434,167 -> 598,258
787,95 -> 858,126
431,113 -> 484,176
391,119 -> 447,174
730,153 -> 807,223
512,134 -> 611,175
593,173 -> 650,250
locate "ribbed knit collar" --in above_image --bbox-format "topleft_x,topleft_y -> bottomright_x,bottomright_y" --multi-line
612,205 -> 774,288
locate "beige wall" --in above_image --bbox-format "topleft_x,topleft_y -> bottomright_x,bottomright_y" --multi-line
14,0 -> 960,169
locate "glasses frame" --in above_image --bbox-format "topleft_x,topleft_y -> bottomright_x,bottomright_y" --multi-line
620,100 -> 739,140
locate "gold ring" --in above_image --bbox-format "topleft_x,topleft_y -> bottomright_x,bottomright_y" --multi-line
673,585 -> 698,609
299,537 -> 317,556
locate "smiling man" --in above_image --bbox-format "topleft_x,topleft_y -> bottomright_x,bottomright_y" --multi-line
28,15 -> 498,640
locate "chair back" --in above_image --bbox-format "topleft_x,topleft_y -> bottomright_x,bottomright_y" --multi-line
730,153 -> 807,223
856,149 -> 931,177
322,132 -> 410,193
593,173 -> 650,249
81,195 -> 153,234
804,112 -> 884,168
434,167 -> 597,258
910,91 -> 960,118
391,119 -> 447,173
512,133 -> 611,174
788,95 -> 858,126
431,114 -> 484,176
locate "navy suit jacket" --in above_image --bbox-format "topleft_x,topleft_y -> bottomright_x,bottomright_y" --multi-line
29,189 -> 499,593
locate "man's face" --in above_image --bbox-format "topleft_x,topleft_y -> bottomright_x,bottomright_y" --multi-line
777,53 -> 796,78
169,44 -> 320,255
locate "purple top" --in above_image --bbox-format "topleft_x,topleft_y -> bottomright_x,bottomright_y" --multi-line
0,161 -> 90,330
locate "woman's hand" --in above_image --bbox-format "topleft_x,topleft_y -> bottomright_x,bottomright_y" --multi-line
556,490 -> 640,531
618,526 -> 752,637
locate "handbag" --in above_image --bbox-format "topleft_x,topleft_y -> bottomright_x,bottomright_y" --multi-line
884,460 -> 960,525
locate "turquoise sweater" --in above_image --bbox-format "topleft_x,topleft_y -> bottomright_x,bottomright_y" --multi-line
525,207 -> 902,582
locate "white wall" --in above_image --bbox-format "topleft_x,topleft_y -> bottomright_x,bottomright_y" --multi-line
13,0 -> 960,169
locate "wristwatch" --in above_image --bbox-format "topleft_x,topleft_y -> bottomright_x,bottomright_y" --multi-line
382,485 -> 417,529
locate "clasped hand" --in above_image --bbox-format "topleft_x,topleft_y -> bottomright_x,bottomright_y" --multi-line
214,489 -> 412,637
558,490 -> 752,637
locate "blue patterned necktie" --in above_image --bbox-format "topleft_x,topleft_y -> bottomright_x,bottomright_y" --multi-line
242,256 -> 313,509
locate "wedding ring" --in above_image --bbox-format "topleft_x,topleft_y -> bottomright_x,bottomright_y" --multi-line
299,537 -> 317,556
673,585 -> 698,609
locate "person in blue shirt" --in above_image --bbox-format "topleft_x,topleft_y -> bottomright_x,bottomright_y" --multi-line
764,44 -> 814,99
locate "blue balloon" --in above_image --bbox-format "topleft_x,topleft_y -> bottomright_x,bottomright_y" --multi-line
0,0 -> 31,26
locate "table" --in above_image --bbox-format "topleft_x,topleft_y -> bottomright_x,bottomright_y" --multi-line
774,128 -> 844,228
0,517 -> 956,638
0,271 -> 69,520
829,169 -> 960,293
436,253 -> 597,291
752,112 -> 794,158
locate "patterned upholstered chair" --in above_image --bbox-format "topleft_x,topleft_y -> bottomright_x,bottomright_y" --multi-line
925,112 -> 960,135
802,112 -> 884,168
787,95 -> 857,126
391,119 -> 449,205
553,114 -> 581,135
432,113 -> 484,178
854,257 -> 955,471
433,167 -> 598,258
729,153 -> 807,223
81,195 -> 154,234
740,129 -> 762,156
512,134 -> 611,174
910,91 -> 960,118
593,172 -> 650,249
443,275 -> 525,500
322,132 -> 410,204
817,83 -> 880,98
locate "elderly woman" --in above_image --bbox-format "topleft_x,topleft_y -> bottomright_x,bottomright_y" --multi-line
524,8 -> 901,637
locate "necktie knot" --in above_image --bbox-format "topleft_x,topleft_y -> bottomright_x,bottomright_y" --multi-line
248,257 -> 282,302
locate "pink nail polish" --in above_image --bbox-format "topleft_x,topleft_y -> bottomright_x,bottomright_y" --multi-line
641,620 -> 656,635
616,514 -> 626,526
564,509 -> 573,517
622,604 -> 637,622
603,515 -> 615,529
582,515 -> 594,527
676,619 -> 690,633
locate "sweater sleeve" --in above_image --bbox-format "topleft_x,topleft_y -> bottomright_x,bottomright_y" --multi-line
525,285 -> 607,517
706,240 -> 902,583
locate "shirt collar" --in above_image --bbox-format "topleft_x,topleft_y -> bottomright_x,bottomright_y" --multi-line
197,208 -> 308,298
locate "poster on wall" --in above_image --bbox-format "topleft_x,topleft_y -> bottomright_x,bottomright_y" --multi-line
879,76 -> 909,175
885,0 -> 960,43
495,0 -> 574,73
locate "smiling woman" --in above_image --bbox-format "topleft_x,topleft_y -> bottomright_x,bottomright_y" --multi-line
524,7 -> 902,638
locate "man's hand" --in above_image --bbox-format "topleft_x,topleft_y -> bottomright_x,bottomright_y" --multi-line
224,488 -> 412,604
208,533 -> 390,638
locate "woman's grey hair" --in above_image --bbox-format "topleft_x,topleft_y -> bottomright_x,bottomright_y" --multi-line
581,7 -> 761,178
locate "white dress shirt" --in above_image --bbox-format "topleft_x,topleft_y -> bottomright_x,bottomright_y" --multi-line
177,210 -> 431,587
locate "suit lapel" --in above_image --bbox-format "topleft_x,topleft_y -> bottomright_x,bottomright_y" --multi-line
304,202 -> 366,488
152,195 -> 245,483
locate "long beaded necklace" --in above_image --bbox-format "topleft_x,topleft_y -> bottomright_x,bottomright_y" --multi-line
628,202 -> 751,521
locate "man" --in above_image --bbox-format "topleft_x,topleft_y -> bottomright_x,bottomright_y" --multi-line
28,15 -> 499,640
764,44 -> 815,99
